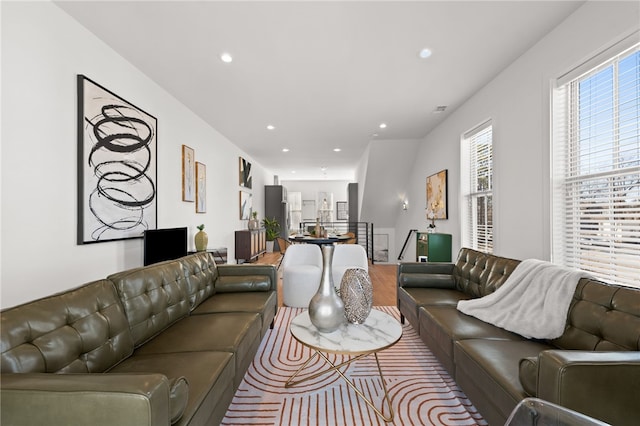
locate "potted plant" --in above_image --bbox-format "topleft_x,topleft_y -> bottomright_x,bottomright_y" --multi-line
262,217 -> 280,253
248,211 -> 260,230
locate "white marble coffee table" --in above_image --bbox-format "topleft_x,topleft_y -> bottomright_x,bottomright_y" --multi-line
286,309 -> 402,422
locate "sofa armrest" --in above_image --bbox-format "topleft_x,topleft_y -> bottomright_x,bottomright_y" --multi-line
217,264 -> 277,291
1,373 -> 171,426
537,350 -> 640,426
397,262 -> 455,288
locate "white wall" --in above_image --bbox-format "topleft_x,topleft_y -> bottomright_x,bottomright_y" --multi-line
395,0 -> 640,262
0,2 -> 271,308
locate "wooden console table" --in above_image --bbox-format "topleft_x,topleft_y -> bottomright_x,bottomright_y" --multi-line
235,229 -> 266,263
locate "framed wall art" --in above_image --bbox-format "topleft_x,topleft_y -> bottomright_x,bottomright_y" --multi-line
240,191 -> 252,219
426,169 -> 448,220
182,145 -> 195,202
239,157 -> 252,189
77,75 -> 157,244
373,234 -> 389,262
336,201 -> 348,220
196,162 -> 206,213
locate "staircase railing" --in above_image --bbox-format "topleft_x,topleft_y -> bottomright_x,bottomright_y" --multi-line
300,221 -> 374,263
398,229 -> 418,261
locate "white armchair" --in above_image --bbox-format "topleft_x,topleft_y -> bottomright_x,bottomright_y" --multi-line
281,244 -> 323,308
332,244 -> 369,290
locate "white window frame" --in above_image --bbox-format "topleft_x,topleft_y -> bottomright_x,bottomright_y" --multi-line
552,33 -> 640,288
461,120 -> 493,253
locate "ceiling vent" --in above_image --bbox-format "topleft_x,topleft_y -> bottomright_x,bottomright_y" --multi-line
433,105 -> 447,113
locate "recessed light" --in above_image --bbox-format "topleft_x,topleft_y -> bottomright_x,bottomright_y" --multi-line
220,52 -> 233,63
372,133 -> 379,137
333,148 -> 341,152
282,148 -> 289,152
320,167 -> 327,171
291,170 -> 296,174
379,123 -> 387,129
267,124 -> 275,130
419,48 -> 432,59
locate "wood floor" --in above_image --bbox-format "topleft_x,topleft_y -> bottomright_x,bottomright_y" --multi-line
255,251 -> 398,307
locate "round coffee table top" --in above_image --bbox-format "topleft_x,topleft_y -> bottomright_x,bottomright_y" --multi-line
290,309 -> 402,355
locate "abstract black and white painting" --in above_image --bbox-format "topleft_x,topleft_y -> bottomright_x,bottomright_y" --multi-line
77,75 -> 157,244
239,156 -> 252,189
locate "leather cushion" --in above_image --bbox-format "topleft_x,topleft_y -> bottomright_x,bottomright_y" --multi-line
518,356 -> 538,396
453,248 -> 520,297
399,273 -> 455,288
111,351 -> 235,426
402,287 -> 471,307
1,280 -> 133,373
215,275 -> 271,293
454,339 -> 553,421
168,377 -> 189,424
134,313 -> 261,356
553,279 -> 640,351
192,291 -> 277,337
108,261 -> 190,347
179,252 -> 218,311
419,306 -> 524,359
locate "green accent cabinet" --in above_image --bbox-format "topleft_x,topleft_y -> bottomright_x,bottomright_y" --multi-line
416,232 -> 452,262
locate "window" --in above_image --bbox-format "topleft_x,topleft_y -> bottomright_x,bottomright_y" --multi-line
461,121 -> 493,253
552,38 -> 640,288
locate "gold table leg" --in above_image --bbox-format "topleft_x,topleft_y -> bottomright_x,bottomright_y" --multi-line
285,350 -> 394,422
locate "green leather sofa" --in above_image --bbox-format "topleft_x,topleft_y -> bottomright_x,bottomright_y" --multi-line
398,248 -> 640,426
1,251 -> 277,426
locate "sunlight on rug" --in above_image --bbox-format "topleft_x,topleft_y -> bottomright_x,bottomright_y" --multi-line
221,306 -> 486,426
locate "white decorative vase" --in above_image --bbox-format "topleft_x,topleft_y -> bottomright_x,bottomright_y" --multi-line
308,244 -> 345,333
340,268 -> 373,324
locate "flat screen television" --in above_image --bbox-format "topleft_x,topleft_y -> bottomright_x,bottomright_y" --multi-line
143,227 -> 188,266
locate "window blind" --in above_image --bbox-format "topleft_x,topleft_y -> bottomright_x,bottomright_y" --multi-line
552,43 -> 640,288
462,121 -> 493,253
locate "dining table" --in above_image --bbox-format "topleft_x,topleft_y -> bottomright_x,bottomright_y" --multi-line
288,234 -> 351,245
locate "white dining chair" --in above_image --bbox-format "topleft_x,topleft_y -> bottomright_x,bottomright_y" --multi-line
281,244 -> 323,308
332,244 -> 369,290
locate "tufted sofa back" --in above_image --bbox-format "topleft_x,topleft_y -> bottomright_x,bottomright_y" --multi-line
453,248 -> 640,350
553,278 -> 640,351
108,260 -> 190,348
453,248 -> 520,297
179,251 -> 218,311
0,280 -> 133,374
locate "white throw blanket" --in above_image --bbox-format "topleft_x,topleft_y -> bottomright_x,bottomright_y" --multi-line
456,259 -> 589,339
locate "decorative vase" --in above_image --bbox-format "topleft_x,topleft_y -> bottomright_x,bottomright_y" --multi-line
308,244 -> 345,333
340,268 -> 373,324
195,230 -> 208,252
248,217 -> 260,230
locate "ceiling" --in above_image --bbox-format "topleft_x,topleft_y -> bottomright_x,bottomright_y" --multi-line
55,1 -> 584,181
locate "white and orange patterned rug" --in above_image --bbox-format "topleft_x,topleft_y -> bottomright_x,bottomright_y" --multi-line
222,306 -> 486,425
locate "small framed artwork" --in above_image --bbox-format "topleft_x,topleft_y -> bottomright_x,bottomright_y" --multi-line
426,169 -> 448,220
182,145 -> 195,202
239,191 -> 252,219
196,162 -> 206,213
374,234 -> 389,262
239,157 -> 252,189
77,75 -> 157,244
336,201 -> 348,220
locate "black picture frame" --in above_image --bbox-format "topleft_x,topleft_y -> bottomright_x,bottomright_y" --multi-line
77,75 -> 157,244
